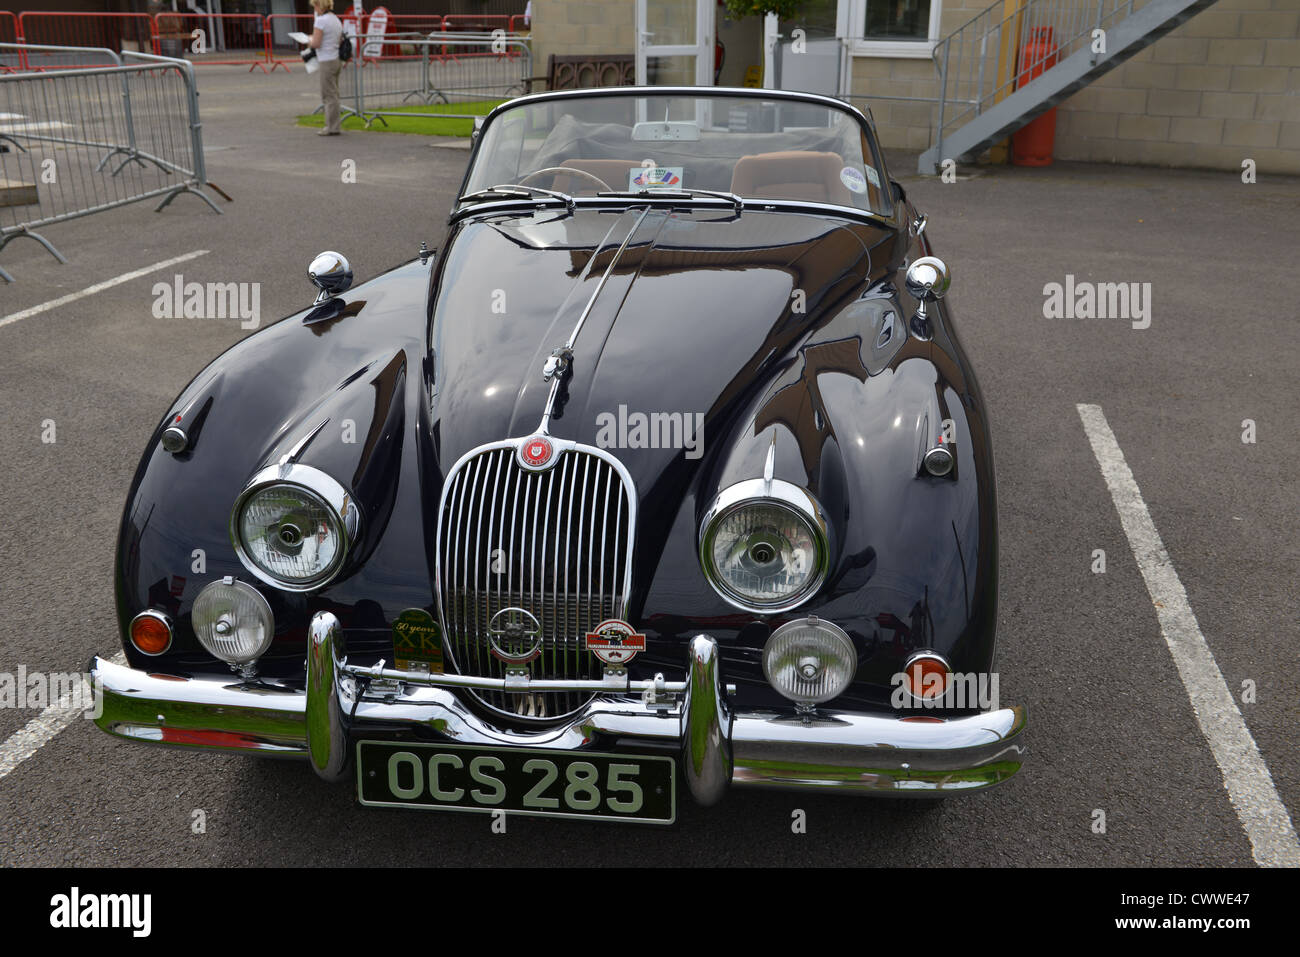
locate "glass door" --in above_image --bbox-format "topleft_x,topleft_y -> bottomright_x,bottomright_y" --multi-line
635,0 -> 714,87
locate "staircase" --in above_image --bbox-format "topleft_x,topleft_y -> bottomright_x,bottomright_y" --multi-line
917,0 -> 1221,173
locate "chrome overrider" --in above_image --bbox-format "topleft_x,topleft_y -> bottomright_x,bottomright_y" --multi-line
88,612 -> 1027,800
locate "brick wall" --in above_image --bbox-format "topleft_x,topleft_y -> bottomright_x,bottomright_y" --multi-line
850,0 -> 1300,173
1054,0 -> 1300,172
847,0 -> 992,150
530,0 -> 636,78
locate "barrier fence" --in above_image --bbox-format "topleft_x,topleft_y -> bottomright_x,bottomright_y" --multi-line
0,43 -> 226,283
3,12 -> 530,74
0,13 -> 18,71
16,12 -> 155,68
153,12 -> 272,72
340,33 -> 531,126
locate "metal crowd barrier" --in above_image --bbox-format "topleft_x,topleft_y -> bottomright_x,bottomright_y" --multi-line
342,32 -> 531,128
0,13 -> 18,72
153,12 -> 272,72
4,12 -> 531,74
0,43 -> 227,283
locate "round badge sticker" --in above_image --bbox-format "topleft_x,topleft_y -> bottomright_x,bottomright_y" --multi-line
840,166 -> 868,194
519,435 -> 555,470
585,619 -> 647,665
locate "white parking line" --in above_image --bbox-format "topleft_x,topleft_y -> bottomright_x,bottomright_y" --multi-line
0,653 -> 125,782
1077,403 -> 1300,867
0,249 -> 209,329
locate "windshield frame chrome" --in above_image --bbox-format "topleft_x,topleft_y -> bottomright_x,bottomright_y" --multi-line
456,85 -> 897,226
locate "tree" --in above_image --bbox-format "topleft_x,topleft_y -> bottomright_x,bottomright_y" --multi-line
723,0 -> 811,19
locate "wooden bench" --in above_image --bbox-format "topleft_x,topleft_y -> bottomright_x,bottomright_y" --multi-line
528,54 -> 634,93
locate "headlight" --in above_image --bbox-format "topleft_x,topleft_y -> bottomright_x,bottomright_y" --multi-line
763,617 -> 857,705
192,577 -> 275,668
231,464 -> 359,591
699,478 -> 828,612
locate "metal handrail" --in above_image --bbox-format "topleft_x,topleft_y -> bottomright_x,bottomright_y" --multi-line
930,0 -> 1143,158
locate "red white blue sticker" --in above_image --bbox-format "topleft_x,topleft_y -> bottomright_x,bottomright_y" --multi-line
519,435 -> 555,470
629,166 -> 683,190
585,619 -> 646,665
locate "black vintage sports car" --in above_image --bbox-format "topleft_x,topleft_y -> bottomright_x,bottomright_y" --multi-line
92,87 -> 1026,823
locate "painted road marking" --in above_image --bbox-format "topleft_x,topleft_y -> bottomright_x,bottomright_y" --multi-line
1078,403 -> 1300,867
0,653 -> 125,782
0,249 -> 209,329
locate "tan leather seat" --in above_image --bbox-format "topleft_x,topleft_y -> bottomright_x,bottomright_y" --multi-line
730,151 -> 853,206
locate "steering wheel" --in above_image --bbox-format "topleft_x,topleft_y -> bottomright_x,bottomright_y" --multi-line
518,166 -> 614,193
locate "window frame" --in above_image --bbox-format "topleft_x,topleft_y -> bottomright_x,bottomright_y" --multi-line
842,0 -> 943,60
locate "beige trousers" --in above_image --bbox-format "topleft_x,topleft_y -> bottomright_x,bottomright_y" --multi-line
319,58 -> 343,133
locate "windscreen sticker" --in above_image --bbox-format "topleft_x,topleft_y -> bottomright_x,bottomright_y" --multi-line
629,166 -> 684,190
840,166 -> 868,194
864,165 -> 881,188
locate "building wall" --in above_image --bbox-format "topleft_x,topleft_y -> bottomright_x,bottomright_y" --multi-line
850,0 -> 1300,173
530,0 -> 636,78
529,0 -> 1298,172
1053,0 -> 1299,172
847,0 -> 991,152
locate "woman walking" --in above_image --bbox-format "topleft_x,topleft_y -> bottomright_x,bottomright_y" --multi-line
308,0 -> 344,135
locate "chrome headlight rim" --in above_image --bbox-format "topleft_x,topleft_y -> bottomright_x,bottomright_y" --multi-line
698,477 -> 830,614
230,464 -> 361,593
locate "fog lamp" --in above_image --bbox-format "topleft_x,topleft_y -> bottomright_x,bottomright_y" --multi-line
762,617 -> 857,706
192,577 -> 275,670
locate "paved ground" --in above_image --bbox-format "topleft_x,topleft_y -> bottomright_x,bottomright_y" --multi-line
0,67 -> 1296,866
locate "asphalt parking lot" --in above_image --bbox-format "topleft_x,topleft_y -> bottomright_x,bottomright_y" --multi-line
0,67 -> 1296,867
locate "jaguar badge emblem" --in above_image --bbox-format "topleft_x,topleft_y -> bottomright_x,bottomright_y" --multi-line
518,435 -> 555,471
487,607 -> 543,664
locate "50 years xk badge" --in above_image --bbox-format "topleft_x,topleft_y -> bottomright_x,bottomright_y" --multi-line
585,619 -> 646,665
392,608 -> 443,674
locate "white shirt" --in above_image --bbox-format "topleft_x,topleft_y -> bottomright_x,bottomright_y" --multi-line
314,13 -> 342,62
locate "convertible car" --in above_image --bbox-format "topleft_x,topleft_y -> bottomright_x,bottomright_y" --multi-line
91,87 -> 1026,823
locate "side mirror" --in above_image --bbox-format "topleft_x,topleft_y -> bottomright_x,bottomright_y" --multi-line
905,256 -> 950,304
308,251 -> 353,305
905,256 -> 949,337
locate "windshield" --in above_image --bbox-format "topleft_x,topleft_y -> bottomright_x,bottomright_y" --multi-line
462,91 -> 892,218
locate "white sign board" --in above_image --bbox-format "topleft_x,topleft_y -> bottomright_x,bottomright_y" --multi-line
363,6 -> 388,58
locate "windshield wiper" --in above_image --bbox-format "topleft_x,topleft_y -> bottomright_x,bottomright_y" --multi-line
596,187 -> 744,212
458,184 -> 575,211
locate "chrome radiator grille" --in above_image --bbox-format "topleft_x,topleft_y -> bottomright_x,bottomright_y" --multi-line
436,440 -> 634,720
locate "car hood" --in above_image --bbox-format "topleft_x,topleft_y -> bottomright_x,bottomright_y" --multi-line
429,204 -> 903,496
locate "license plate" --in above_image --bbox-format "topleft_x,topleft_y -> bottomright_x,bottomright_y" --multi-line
356,741 -> 676,824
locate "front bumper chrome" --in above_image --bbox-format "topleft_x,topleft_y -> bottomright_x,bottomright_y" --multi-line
90,614 -> 1027,802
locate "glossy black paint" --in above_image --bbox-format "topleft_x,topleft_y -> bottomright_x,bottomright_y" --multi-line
115,119 -> 997,719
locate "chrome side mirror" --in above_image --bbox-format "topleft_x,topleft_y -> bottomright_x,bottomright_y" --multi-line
308,251 -> 353,305
905,256 -> 949,304
905,256 -> 949,337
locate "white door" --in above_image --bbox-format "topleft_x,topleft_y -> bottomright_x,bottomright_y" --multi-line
635,0 -> 714,87
762,12 -> 779,89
